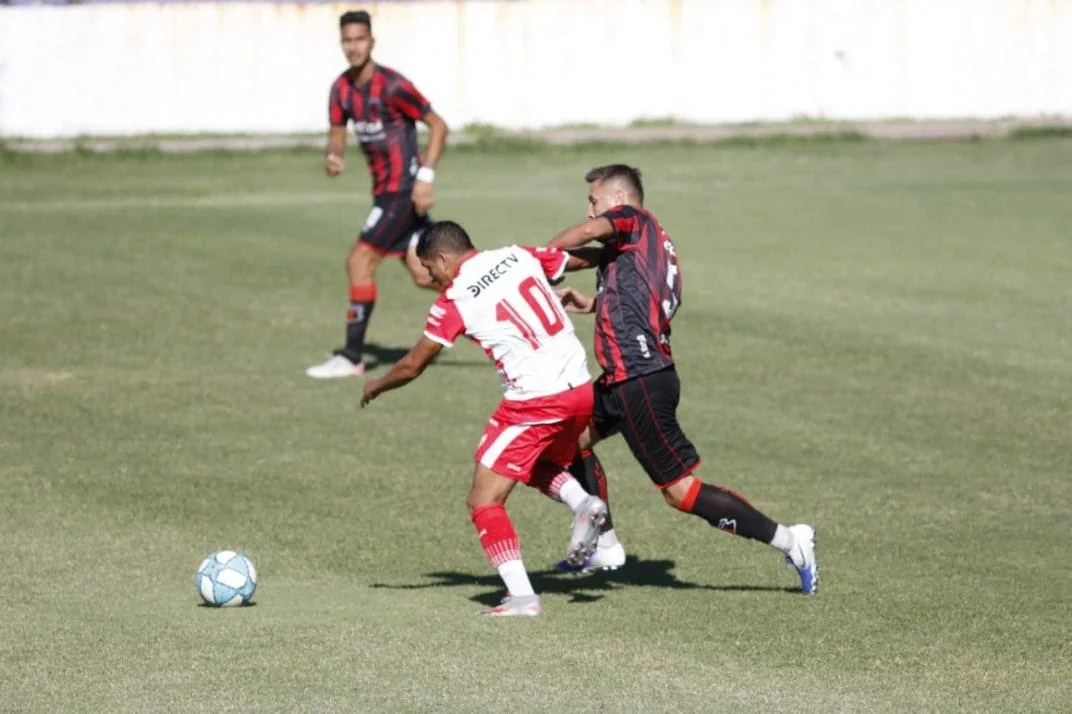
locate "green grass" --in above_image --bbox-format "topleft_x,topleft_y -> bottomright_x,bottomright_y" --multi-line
1,139 -> 1071,712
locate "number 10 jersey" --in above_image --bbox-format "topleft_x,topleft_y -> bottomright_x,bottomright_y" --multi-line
423,245 -> 591,402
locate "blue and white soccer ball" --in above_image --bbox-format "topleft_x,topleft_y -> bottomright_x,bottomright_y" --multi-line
195,550 -> 257,607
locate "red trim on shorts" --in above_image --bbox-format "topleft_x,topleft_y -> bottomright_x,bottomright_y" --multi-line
357,237 -> 408,258
656,459 -> 703,491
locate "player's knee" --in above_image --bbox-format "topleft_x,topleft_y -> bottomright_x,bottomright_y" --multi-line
663,475 -> 699,511
577,426 -> 597,451
466,488 -> 502,514
409,268 -> 434,290
465,492 -> 483,514
347,246 -> 377,282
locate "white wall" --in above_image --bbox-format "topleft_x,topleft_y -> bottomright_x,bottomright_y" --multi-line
1,0 -> 1070,138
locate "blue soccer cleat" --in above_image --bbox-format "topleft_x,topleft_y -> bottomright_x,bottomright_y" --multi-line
785,524 -> 819,595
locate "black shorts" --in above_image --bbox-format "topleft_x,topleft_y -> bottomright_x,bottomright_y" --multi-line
591,366 -> 701,488
359,192 -> 431,257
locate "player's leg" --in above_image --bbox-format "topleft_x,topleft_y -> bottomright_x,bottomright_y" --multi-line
305,238 -> 383,378
527,386 -> 608,567
618,367 -> 819,594
554,384 -> 626,572
466,463 -> 541,616
570,389 -> 622,554
306,195 -> 403,378
471,407 -> 578,616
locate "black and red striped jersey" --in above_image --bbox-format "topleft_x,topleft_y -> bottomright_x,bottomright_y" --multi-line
592,205 -> 683,385
328,65 -> 432,197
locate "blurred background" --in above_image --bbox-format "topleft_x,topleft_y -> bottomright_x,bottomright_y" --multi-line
2,0 -> 1070,138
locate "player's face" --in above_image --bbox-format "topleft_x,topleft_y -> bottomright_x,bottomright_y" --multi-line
340,22 -> 374,68
419,254 -> 453,290
587,179 -> 626,219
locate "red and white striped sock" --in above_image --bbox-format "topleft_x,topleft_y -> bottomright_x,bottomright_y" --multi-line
471,503 -> 535,597
531,464 -> 589,512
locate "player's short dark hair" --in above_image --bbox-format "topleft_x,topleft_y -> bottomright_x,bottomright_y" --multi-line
339,10 -> 371,31
585,164 -> 644,203
417,221 -> 475,259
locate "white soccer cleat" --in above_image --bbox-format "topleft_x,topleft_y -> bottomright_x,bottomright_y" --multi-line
305,354 -> 365,379
785,523 -> 819,595
483,594 -> 543,617
564,496 -> 608,568
556,541 -> 626,574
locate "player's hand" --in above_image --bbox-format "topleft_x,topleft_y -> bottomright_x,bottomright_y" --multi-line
360,380 -> 380,408
325,153 -> 345,177
556,287 -> 595,314
411,180 -> 435,216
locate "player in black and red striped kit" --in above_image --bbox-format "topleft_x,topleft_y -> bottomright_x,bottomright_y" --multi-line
307,10 -> 450,379
548,164 -> 820,594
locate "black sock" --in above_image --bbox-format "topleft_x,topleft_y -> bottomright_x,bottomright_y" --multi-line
340,284 -> 376,364
685,483 -> 777,543
569,449 -> 614,533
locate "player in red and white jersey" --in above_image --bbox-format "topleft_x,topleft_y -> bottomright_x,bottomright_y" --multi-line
361,220 -> 608,616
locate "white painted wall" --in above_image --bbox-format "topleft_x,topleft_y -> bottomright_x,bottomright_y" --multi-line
1,0 -> 1070,138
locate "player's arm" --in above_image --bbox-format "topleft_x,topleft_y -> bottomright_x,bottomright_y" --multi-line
564,246 -> 604,272
556,287 -> 596,314
420,110 -> 449,171
324,126 -> 347,177
388,77 -> 448,214
411,109 -> 448,215
360,336 -> 443,407
546,217 -> 615,251
325,83 -> 348,177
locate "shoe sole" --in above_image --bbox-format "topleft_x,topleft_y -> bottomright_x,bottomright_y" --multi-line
808,530 -> 820,595
556,558 -> 624,575
305,370 -> 364,379
565,502 -> 608,567
485,606 -> 543,617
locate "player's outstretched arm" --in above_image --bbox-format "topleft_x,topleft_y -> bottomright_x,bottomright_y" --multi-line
547,217 -> 615,251
360,336 -> 443,407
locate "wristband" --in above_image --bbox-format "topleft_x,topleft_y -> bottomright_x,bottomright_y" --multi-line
416,166 -> 435,184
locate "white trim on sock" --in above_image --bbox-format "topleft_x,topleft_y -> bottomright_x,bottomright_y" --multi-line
558,478 -> 589,512
497,559 -> 535,597
770,524 -> 795,555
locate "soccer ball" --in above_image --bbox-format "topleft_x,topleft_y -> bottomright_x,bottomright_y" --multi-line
195,550 -> 257,607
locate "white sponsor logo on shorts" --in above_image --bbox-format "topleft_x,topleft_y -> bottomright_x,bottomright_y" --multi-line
363,206 -> 384,231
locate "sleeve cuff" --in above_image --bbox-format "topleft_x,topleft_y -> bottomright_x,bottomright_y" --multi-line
423,331 -> 453,348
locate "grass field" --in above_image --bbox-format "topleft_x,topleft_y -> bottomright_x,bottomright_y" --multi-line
1,137 -> 1070,712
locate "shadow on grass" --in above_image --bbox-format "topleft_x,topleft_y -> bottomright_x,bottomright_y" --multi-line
371,556 -> 796,606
